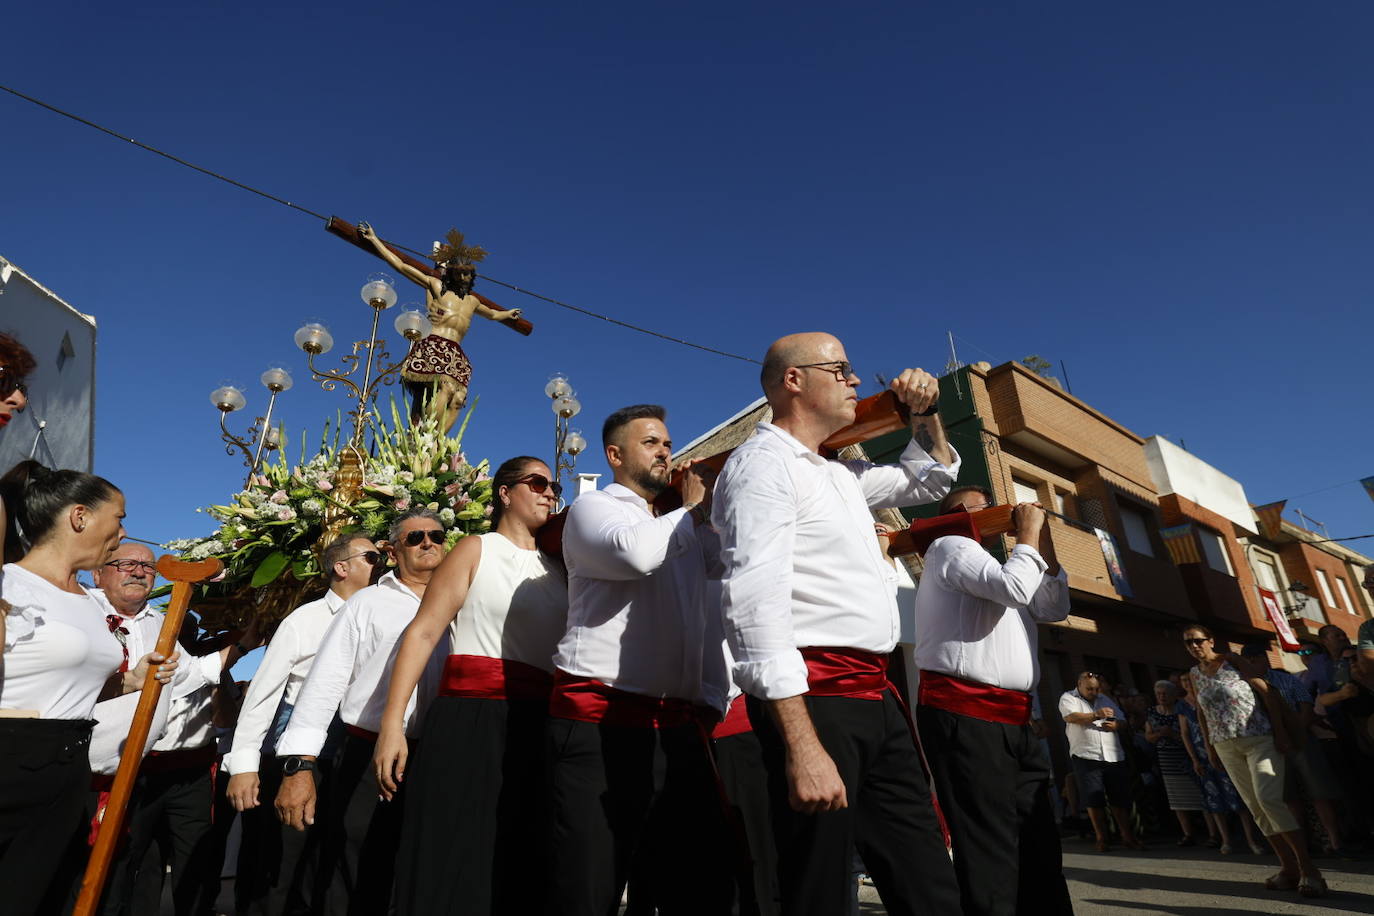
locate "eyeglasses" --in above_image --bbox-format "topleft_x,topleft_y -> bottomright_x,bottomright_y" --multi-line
401,529 -> 447,547
343,550 -> 382,566
0,368 -> 28,399
105,559 -> 156,574
793,361 -> 856,383
1183,638 -> 1209,646
514,473 -> 563,498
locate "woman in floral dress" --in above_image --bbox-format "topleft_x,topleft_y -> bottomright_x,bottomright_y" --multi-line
1184,625 -> 1325,897
1178,672 -> 1263,854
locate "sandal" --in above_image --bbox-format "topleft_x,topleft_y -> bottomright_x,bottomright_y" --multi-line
1264,873 -> 1299,891
1095,838 -> 1109,853
1249,841 -> 1266,855
1176,835 -> 1196,847
1203,836 -> 1221,848
1298,875 -> 1327,898
1219,844 -> 1233,855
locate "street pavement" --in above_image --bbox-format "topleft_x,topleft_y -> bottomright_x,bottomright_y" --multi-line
853,836 -> 1373,915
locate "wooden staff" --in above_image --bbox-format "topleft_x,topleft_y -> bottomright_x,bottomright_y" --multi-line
73,556 -> 223,916
325,216 -> 534,336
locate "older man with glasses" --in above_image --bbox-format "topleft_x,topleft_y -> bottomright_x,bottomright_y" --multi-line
226,533 -> 380,915
275,510 -> 450,915
92,542 -> 258,916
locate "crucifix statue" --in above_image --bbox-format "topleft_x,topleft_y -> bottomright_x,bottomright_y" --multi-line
356,221 -> 523,433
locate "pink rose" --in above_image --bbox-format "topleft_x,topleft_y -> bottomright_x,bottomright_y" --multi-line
277,508 -> 296,521
316,479 -> 333,491
269,490 -> 289,504
394,498 -> 411,511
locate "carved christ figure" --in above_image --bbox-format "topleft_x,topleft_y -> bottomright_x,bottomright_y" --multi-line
358,221 -> 522,433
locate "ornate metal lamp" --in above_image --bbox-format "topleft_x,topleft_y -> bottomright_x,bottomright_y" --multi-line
545,373 -> 585,503
210,366 -> 292,488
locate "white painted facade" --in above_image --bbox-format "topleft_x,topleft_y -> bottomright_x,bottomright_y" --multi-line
0,256 -> 97,472
1143,436 -> 1255,534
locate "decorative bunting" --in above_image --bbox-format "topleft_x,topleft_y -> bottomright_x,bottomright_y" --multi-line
1253,501 -> 1287,541
1362,477 -> 1374,505
1094,528 -> 1133,598
1159,523 -> 1202,565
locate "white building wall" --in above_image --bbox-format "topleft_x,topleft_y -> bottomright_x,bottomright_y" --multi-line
1143,436 -> 1254,534
0,256 -> 97,473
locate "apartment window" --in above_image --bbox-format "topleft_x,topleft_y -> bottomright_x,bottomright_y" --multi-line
1253,554 -> 1281,593
1315,569 -> 1337,609
1118,504 -> 1155,557
1055,490 -> 1071,516
1197,528 -> 1234,576
1012,477 -> 1039,506
1334,577 -> 1354,614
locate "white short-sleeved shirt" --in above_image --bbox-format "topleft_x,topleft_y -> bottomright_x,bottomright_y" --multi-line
2,563 -> 124,720
450,532 -> 568,672
1058,689 -> 1125,762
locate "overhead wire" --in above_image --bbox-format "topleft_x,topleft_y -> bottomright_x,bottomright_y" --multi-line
0,83 -> 760,365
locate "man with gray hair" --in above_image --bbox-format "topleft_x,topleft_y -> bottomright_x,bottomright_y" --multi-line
275,510 -> 450,914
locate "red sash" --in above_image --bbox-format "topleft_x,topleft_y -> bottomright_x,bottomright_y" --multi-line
439,654 -> 554,702
549,670 -> 715,729
345,724 -> 379,742
801,647 -> 890,699
712,694 -> 754,739
917,669 -> 1032,726
801,647 -> 951,848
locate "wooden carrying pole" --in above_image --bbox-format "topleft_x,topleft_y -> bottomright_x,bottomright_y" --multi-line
325,216 -> 535,336
73,555 -> 223,916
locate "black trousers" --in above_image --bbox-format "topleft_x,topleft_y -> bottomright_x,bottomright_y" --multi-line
750,694 -> 960,916
545,717 -> 735,916
314,734 -> 404,916
102,759 -> 216,916
0,718 -> 94,916
394,695 -> 549,916
917,705 -> 1073,916
716,730 -> 779,916
236,755 -> 332,916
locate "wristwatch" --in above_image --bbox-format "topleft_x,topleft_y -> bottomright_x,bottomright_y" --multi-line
282,756 -> 317,776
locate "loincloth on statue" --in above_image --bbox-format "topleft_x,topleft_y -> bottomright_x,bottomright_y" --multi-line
403,335 -> 473,388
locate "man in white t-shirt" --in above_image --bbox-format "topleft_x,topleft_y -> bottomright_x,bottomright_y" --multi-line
1058,672 -> 1140,852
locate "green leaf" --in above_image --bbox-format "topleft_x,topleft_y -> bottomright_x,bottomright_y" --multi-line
250,550 -> 291,587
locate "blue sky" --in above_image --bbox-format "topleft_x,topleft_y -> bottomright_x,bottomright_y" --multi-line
3,1 -> 1372,561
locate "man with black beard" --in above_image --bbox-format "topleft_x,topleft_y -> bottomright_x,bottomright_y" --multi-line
545,404 -> 735,916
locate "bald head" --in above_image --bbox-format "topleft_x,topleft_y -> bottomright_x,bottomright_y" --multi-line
761,333 -> 845,398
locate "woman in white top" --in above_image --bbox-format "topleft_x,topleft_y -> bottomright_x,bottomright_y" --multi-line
0,460 -> 177,914
375,456 -> 568,916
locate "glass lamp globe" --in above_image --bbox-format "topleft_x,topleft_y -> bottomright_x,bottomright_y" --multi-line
293,322 -> 334,355
263,425 -> 283,450
361,276 -> 398,310
553,395 -> 581,419
394,308 -> 432,341
210,385 -> 246,413
544,373 -> 571,399
564,429 -> 586,456
260,367 -> 293,392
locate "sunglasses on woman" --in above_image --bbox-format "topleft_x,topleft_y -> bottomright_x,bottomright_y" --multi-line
402,529 -> 447,547
515,473 -> 563,498
1183,637 -> 1209,646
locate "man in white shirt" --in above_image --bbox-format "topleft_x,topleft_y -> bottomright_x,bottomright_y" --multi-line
93,542 -> 256,916
275,511 -> 447,915
226,533 -> 379,915
546,403 -> 733,916
912,487 -> 1072,916
1058,672 -> 1140,852
714,332 -> 961,916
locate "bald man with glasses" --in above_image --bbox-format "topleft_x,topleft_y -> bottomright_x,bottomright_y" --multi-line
714,332 -> 961,916
226,533 -> 379,915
